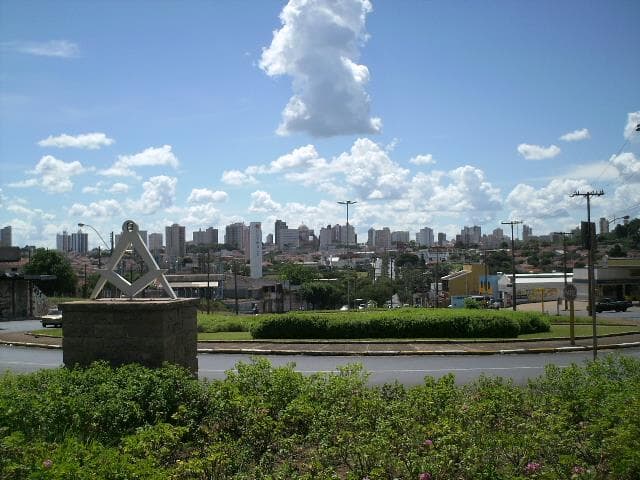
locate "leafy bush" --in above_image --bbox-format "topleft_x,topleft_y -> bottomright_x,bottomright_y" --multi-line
1,356 -> 639,479
250,309 -> 550,339
197,313 -> 255,333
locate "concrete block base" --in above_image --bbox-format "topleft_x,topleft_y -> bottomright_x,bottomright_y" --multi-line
61,299 -> 198,374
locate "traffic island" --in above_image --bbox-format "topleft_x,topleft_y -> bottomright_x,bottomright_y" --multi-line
60,299 -> 198,374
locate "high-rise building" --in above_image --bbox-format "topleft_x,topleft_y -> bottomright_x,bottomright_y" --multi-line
71,230 -> 88,254
460,225 -> 481,245
599,217 -> 609,235
225,222 -> 245,250
320,224 -> 355,250
274,219 -> 287,248
522,224 -> 533,242
374,227 -> 391,249
437,232 -> 446,246
138,230 -> 148,247
278,228 -> 300,250
0,226 -> 12,247
367,228 -> 375,247
193,227 -> 218,245
56,231 -> 71,252
165,224 -> 186,259
149,233 -> 163,253
391,230 -> 410,245
416,227 -> 434,247
249,222 -> 263,279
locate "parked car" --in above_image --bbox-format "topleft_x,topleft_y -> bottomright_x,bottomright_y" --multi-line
595,298 -> 632,313
41,308 -> 63,328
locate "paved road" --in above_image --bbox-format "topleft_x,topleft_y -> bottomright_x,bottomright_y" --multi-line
2,344 -> 639,385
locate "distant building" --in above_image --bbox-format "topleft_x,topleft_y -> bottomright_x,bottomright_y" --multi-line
416,227 -> 434,247
437,232 -> 446,246
224,222 -> 245,250
391,230 -> 410,245
460,225 -> 481,246
0,226 -> 11,247
138,230 -> 148,247
522,224 -> 533,242
149,233 -> 163,253
56,231 -> 71,252
249,222 -> 263,279
319,224 -> 355,250
193,227 -> 218,245
265,233 -> 274,245
165,224 -> 186,260
599,217 -> 609,235
274,220 -> 287,248
374,227 -> 391,250
71,230 -> 88,254
278,228 -> 300,250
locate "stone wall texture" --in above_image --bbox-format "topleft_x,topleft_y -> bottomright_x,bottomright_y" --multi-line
61,299 -> 198,374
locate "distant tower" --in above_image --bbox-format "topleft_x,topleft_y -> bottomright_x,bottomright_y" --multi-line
0,226 -> 12,247
599,217 -> 609,235
165,224 -> 185,260
249,222 -> 263,279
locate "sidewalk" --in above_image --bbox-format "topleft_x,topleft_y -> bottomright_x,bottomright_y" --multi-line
2,330 -> 640,356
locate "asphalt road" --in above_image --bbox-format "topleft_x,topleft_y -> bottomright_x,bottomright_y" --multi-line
2,344 -> 639,385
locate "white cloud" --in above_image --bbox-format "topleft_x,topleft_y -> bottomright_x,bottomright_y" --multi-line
108,182 -> 130,194
610,152 -> 640,180
505,178 -> 591,220
517,143 -> 561,160
136,176 -> 177,215
100,145 -> 179,177
221,170 -> 257,185
409,154 -> 436,166
2,40 -> 79,58
559,128 -> 590,142
8,155 -> 87,193
68,199 -> 124,219
180,204 -> 222,226
38,132 -> 114,149
249,190 -> 282,212
624,111 -> 640,141
260,0 -> 381,137
82,185 -> 101,194
269,144 -> 321,172
187,188 -> 228,204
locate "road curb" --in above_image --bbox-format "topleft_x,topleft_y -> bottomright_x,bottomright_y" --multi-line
0,339 -> 61,349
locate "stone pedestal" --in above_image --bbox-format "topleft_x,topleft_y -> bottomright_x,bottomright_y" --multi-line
61,299 -> 198,374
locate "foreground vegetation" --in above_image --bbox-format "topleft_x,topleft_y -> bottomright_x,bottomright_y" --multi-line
2,356 -> 639,479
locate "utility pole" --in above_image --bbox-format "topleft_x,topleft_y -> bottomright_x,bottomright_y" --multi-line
206,252 -> 211,314
553,232 -> 571,311
501,220 -> 522,311
571,190 -> 604,360
338,200 -> 357,309
435,247 -> 440,308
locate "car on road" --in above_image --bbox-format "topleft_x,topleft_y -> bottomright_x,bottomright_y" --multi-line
40,308 -> 63,328
595,298 -> 633,313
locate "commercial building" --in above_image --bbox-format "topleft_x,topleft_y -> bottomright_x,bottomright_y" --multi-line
149,233 -> 163,253
71,230 -> 88,255
56,231 -> 71,252
573,257 -> 640,301
224,222 -> 246,250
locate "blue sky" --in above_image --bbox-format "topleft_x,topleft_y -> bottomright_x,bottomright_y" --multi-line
1,0 -> 639,249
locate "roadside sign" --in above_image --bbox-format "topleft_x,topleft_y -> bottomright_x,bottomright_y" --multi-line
563,284 -> 577,301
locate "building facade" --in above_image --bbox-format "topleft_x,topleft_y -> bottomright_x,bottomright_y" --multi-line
249,222 -> 263,279
165,224 -> 186,260
193,227 -> 218,245
0,226 -> 11,247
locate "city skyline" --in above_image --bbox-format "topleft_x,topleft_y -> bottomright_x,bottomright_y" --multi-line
1,1 -> 639,249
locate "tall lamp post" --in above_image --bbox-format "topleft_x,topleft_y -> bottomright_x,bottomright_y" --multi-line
78,222 -> 112,267
338,200 -> 357,309
553,232 -> 571,310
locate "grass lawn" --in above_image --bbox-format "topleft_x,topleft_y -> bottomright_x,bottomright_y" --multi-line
30,324 -> 638,341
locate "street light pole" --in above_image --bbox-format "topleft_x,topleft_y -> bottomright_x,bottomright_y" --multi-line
502,220 -> 522,311
338,200 -> 357,309
553,232 -> 571,310
78,223 -> 112,254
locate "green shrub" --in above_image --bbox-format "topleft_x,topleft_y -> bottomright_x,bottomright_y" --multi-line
197,313 -> 255,333
250,309 -> 549,339
2,356 -> 639,479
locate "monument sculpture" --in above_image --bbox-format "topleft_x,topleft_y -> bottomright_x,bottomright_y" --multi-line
61,220 -> 198,373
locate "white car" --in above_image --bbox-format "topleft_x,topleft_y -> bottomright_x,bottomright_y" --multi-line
41,308 -> 63,328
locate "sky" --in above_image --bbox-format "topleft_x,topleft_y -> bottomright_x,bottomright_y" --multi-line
1,0 -> 639,249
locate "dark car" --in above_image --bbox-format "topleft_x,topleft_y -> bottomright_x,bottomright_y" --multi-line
595,298 -> 632,313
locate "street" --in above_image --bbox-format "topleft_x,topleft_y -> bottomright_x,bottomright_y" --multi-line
2,343 -> 639,385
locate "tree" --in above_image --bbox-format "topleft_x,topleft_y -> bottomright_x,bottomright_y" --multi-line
299,281 -> 342,309
608,244 -> 627,257
278,262 -> 318,285
24,249 -> 77,296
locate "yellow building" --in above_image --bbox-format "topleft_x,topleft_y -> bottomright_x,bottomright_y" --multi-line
441,263 -> 488,296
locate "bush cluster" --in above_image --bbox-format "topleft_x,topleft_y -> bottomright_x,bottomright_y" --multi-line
1,356 -> 639,479
250,309 -> 551,339
197,313 -> 255,333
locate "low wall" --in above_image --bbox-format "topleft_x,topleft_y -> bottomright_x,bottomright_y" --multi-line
61,299 -> 198,374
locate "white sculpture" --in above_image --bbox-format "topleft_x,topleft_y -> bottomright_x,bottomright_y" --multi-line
90,220 -> 177,299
